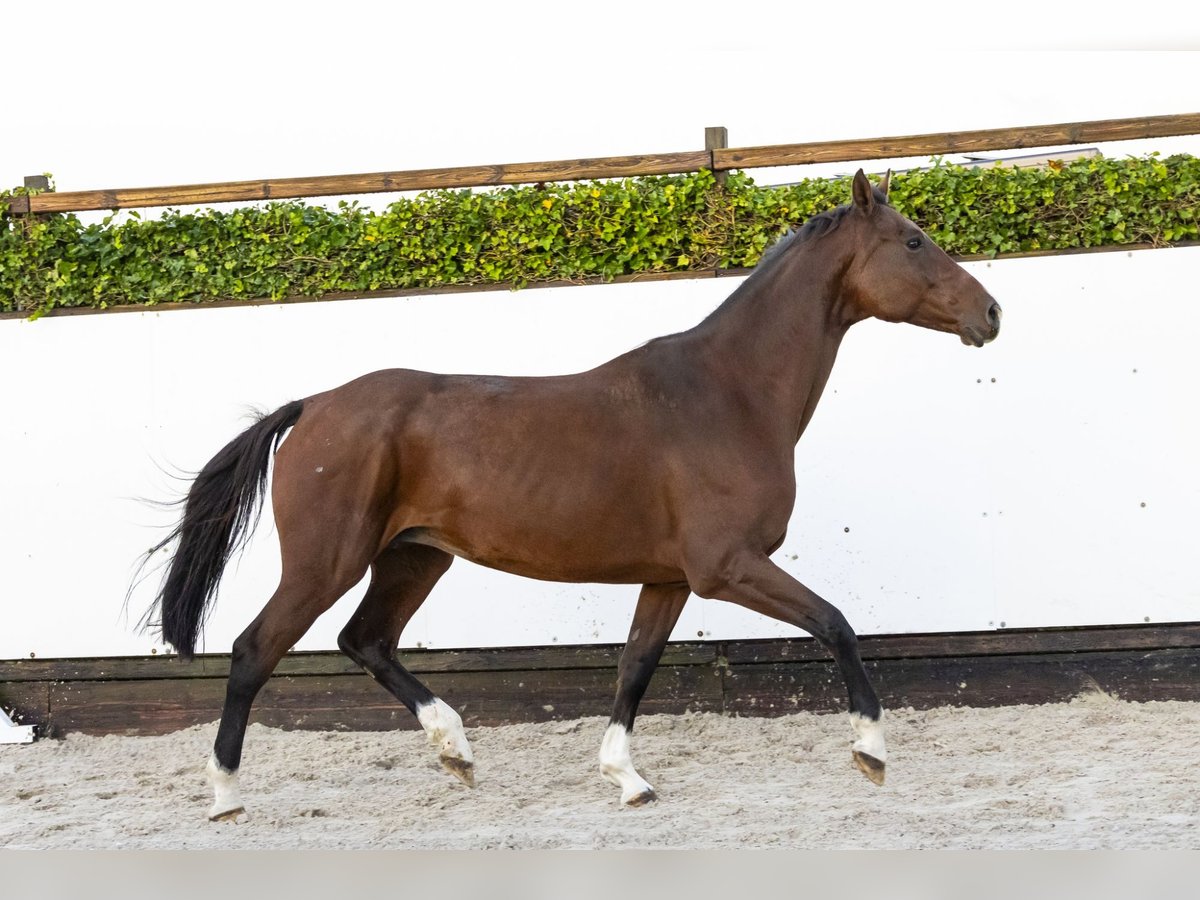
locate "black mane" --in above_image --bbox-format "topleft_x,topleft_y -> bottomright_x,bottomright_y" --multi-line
754,185 -> 891,271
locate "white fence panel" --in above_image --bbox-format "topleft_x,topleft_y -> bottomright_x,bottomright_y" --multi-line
2,246 -> 1197,659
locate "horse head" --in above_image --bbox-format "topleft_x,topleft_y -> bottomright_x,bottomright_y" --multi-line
841,169 -> 1001,347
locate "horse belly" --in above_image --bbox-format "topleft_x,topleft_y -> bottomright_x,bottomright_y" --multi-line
398,456 -> 682,584
415,532 -> 682,585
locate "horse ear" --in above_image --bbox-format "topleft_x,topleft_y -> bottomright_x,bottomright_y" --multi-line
879,169 -> 892,199
852,169 -> 875,214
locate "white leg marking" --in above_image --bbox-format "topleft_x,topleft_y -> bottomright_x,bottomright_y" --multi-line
417,698 -> 475,785
599,723 -> 656,806
206,753 -> 247,821
850,711 -> 888,763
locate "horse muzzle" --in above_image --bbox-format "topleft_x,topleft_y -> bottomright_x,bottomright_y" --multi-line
960,300 -> 1002,347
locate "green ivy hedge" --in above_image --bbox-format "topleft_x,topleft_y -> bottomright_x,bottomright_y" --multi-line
2,154 -> 1197,318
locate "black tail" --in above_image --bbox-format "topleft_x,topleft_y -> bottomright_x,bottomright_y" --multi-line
146,400 -> 305,660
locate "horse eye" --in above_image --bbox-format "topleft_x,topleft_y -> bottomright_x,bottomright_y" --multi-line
906,237 -> 923,250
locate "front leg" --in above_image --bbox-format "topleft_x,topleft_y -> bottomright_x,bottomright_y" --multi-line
688,550 -> 886,785
601,582 -> 689,806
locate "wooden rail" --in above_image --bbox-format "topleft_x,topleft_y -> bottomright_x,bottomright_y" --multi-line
713,112 -> 1200,169
6,113 -> 1199,216
4,622 -> 1200,736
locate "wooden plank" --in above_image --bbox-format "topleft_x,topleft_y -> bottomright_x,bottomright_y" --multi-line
0,682 -> 49,733
44,677 -> 224,737
6,623 -> 1200,683
722,648 -> 1200,716
21,151 -> 713,214
24,637 -> 1200,737
0,641 -> 716,682
723,622 -> 1200,666
10,112 -> 1198,216
714,112 -> 1200,170
41,663 -> 725,736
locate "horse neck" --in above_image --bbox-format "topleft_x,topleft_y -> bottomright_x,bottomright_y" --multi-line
690,239 -> 855,443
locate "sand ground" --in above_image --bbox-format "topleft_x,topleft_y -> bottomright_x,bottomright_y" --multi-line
3,692 -> 1197,849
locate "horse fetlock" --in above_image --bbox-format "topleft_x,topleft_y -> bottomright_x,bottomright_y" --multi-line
206,753 -> 249,822
849,711 -> 887,786
417,698 -> 474,786
599,723 -> 657,806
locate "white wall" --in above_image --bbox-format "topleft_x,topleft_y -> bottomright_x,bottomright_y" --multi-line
2,247 -> 1198,659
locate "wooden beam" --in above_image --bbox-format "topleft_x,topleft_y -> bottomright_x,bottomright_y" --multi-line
7,113 -> 1197,216
713,112 -> 1200,170
20,150 -> 713,214
13,641 -> 1200,737
0,641 -> 718,683
5,623 -> 1200,736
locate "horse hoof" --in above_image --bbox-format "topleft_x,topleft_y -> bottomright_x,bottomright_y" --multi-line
208,805 -> 247,823
853,750 -> 886,786
441,755 -> 475,787
623,789 -> 657,808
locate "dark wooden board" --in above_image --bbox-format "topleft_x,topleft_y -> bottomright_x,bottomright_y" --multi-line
0,641 -> 717,682
7,624 -> 1200,738
723,622 -> 1200,665
5,623 -> 1196,683
723,648 -> 1200,716
34,663 -> 725,737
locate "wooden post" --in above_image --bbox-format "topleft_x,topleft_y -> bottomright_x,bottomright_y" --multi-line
705,126 -> 728,187
5,175 -> 52,217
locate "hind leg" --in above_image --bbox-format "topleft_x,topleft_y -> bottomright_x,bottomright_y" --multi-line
600,582 -> 689,806
207,559 -> 371,821
337,543 -> 474,787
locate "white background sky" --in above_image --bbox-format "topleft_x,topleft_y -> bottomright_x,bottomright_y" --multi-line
5,2 -> 1200,194
3,2 -> 1198,657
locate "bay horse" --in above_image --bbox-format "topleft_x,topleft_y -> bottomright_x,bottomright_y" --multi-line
145,170 -> 1000,820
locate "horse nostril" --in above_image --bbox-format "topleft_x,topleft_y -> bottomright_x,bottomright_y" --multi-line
986,301 -> 1002,330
